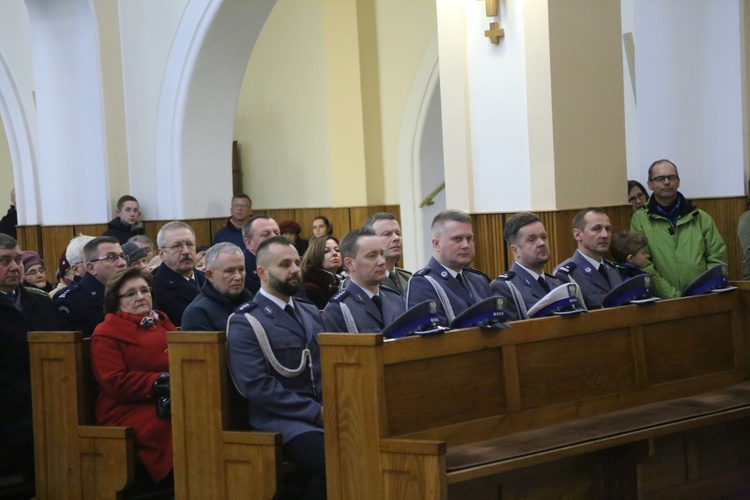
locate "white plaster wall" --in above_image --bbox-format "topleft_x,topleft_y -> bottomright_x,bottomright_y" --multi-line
0,118 -> 13,208
634,0 -> 745,197
621,0 -> 639,185
234,0 -> 331,209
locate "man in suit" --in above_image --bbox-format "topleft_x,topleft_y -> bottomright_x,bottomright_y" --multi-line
241,215 -> 280,294
363,212 -> 411,303
491,212 -> 563,321
406,209 -> 492,323
323,228 -> 405,333
554,207 -> 622,308
56,235 -> 127,335
226,236 -> 326,500
152,221 -> 205,326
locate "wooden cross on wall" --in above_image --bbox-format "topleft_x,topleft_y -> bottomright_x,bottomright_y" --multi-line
483,0 -> 505,44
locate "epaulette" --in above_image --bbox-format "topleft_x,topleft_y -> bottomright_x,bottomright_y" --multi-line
235,301 -> 258,314
379,284 -> 399,295
555,261 -> 577,275
395,267 -> 413,277
294,296 -> 317,307
329,288 -> 351,303
413,267 -> 432,277
464,266 -> 491,283
495,271 -> 516,281
603,259 -> 617,268
57,281 -> 80,299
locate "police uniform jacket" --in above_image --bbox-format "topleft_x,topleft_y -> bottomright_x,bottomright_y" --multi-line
213,218 -> 245,249
243,250 -> 261,295
322,280 -> 405,333
152,263 -> 205,327
406,256 -> 492,323
490,262 -> 563,321
0,286 -> 61,459
554,250 -> 622,309
181,280 -> 254,332
226,292 -> 323,444
55,272 -> 107,336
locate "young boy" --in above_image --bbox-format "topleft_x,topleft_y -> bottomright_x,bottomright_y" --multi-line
102,195 -> 145,244
610,231 -> 650,280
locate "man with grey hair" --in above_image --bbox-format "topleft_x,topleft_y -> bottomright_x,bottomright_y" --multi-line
406,209 -> 492,323
128,234 -> 157,262
66,234 -> 96,279
363,212 -> 411,301
152,221 -> 205,326
182,242 -> 253,331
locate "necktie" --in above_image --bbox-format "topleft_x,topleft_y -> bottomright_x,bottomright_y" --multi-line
537,276 -> 550,293
456,273 -> 474,300
598,264 -> 610,285
284,304 -> 301,326
189,277 -> 198,289
372,294 -> 383,313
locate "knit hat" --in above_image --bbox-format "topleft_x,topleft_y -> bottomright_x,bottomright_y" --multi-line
122,242 -> 148,266
279,220 -> 302,235
21,251 -> 44,270
57,250 -> 71,280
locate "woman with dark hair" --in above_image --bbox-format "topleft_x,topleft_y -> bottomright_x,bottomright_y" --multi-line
91,267 -> 175,493
311,216 -> 333,238
628,180 -> 649,212
301,236 -> 344,309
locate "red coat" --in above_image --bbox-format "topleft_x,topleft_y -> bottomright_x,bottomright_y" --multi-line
91,310 -> 175,482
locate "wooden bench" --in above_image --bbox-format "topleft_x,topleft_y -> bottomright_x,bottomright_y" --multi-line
168,331 -> 282,499
320,285 -> 750,499
28,331 -> 134,500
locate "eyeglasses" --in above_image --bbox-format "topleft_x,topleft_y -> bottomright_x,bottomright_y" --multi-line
24,267 -> 46,277
649,175 -> 679,183
162,242 -> 196,252
90,253 -> 127,264
628,192 -> 646,204
119,286 -> 152,299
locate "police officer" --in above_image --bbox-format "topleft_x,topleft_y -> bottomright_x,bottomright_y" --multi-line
323,228 -> 405,333
56,236 -> 127,335
406,209 -> 492,323
554,207 -> 622,309
491,212 -> 563,321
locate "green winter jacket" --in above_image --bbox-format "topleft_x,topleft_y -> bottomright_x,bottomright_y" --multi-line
630,193 -> 727,299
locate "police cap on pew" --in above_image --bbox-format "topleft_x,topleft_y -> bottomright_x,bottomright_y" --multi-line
527,283 -> 588,318
381,300 -> 449,339
682,264 -> 738,297
450,296 -> 509,329
602,274 -> 660,308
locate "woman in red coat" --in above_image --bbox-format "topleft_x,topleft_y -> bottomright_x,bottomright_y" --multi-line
91,267 -> 175,487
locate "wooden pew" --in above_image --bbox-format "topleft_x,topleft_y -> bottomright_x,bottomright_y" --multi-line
320,287 -> 750,499
28,331 -> 134,500
168,331 -> 282,499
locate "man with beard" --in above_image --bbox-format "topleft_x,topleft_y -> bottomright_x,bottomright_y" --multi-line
323,228 -> 405,333
226,236 -> 326,500
362,212 -> 411,302
181,242 -> 253,331
631,159 -> 727,298
406,209 -> 493,324
491,212 -> 563,320
554,207 -> 622,309
152,221 -> 205,326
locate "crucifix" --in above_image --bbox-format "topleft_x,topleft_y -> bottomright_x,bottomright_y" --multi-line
482,0 -> 505,44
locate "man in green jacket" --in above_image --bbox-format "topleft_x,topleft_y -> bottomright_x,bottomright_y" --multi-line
630,159 -> 727,298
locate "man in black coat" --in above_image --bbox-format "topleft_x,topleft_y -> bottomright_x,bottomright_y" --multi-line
0,233 -> 62,485
152,221 -> 205,326
241,215 -> 281,294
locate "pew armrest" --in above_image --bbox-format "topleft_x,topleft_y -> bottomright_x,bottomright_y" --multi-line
379,438 -> 447,500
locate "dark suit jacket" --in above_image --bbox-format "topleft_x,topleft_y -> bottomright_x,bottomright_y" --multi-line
322,281 -> 405,333
554,250 -> 622,309
152,263 -> 205,326
490,262 -> 563,321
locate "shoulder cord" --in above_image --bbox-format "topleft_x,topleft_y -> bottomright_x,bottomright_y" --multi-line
505,281 -> 528,319
243,312 -> 317,397
339,303 -> 359,333
425,275 -> 455,322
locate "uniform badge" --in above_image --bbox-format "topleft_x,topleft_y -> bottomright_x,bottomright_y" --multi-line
263,306 -> 272,315
440,270 -> 448,278
523,278 -> 531,287
91,290 -> 97,296
355,293 -> 364,302
584,266 -> 592,274
428,300 -> 438,314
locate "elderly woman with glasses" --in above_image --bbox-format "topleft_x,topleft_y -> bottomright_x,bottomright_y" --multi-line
21,251 -> 54,292
90,267 -> 176,493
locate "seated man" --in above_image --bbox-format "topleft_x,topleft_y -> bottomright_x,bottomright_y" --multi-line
214,194 -> 252,249
406,209 -> 492,323
152,221 -> 205,327
56,236 -> 127,335
491,212 -> 562,320
0,234 -> 61,486
554,207 -> 622,309
323,228 -> 405,333
241,215 -> 281,294
363,212 -> 411,302
182,242 -> 253,331
128,234 -> 158,262
226,236 -> 325,499
102,195 -> 145,244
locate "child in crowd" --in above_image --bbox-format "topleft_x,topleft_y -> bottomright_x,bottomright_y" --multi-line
610,231 -> 650,280
102,195 -> 145,244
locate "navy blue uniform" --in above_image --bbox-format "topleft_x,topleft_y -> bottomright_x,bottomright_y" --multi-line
405,257 -> 492,323
554,250 -> 623,309
55,272 -> 106,335
322,281 -> 405,333
152,263 -> 206,327
490,262 -> 563,321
